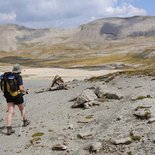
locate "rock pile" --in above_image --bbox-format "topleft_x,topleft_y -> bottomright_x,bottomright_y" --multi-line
71,86 -> 123,109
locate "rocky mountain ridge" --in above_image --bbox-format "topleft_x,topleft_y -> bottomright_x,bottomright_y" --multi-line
0,16 -> 155,52
74,16 -> 155,42
1,16 -> 155,69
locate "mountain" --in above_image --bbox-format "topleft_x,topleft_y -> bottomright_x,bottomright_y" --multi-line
0,16 -> 155,68
73,16 -> 155,42
1,16 -> 155,52
0,24 -> 78,51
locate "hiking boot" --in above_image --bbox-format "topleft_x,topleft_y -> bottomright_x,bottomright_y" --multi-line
6,126 -> 15,135
23,119 -> 30,127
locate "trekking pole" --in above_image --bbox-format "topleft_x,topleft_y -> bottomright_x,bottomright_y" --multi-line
18,118 -> 23,137
18,89 -> 28,137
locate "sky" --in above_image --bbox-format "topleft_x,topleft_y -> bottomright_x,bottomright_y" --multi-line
0,0 -> 155,29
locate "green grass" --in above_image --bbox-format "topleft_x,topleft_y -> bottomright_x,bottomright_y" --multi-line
32,132 -> 44,137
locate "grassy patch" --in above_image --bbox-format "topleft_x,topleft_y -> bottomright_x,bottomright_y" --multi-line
136,95 -> 151,100
32,132 -> 44,137
88,69 -> 155,82
2,37 -> 155,68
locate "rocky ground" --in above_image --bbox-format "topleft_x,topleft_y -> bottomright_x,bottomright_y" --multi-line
1,71 -> 155,155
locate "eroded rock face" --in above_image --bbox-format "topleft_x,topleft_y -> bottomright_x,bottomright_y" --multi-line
75,16 -> 155,42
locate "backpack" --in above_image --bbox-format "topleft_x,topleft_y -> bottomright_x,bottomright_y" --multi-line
0,72 -> 21,97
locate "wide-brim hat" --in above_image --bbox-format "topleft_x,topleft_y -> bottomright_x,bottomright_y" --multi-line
12,64 -> 22,73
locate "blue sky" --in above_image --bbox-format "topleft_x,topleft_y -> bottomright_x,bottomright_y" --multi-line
0,0 -> 154,28
128,0 -> 155,15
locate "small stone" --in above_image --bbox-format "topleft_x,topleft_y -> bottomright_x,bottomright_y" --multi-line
133,110 -> 151,120
116,115 -> 123,121
148,117 -> 155,123
83,102 -> 90,109
68,124 -> 74,129
52,144 -> 67,151
92,101 -> 101,106
130,131 -> 141,141
77,132 -> 93,139
89,142 -> 102,153
77,118 -> 94,123
111,137 -> 132,145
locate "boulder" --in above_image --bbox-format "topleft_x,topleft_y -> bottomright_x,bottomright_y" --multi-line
71,89 -> 97,108
94,86 -> 123,100
105,93 -> 122,100
94,85 -> 108,98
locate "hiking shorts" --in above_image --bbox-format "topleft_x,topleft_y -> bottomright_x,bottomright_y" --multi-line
5,94 -> 24,105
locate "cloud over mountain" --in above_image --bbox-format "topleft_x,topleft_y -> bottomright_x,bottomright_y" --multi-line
0,0 -> 147,28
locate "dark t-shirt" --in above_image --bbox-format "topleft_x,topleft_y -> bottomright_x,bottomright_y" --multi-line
14,73 -> 23,87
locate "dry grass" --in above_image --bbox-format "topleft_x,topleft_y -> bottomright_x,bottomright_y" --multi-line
88,68 -> 155,82
1,37 -> 155,68
0,51 -> 155,68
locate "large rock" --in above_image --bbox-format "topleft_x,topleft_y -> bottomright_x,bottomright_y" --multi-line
94,86 -> 122,100
94,85 -> 108,98
71,89 -> 97,108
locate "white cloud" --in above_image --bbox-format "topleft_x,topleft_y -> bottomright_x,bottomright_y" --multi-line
0,12 -> 16,21
104,3 -> 147,16
0,0 -> 148,28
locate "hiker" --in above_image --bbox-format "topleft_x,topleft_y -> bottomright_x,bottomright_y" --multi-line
0,64 -> 30,135
35,75 -> 69,93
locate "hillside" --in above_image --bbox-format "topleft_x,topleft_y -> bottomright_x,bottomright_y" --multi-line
0,16 -> 155,68
74,16 -> 155,42
1,71 -> 155,154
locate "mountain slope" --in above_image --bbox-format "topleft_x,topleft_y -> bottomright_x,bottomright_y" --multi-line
1,16 -> 155,52
1,16 -> 155,68
72,16 -> 155,42
0,24 -> 78,51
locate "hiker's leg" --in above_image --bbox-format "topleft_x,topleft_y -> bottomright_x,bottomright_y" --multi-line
17,103 -> 30,126
6,103 -> 15,126
17,103 -> 26,120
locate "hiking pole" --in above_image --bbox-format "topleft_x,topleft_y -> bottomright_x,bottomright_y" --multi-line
18,90 -> 28,137
18,118 -> 23,137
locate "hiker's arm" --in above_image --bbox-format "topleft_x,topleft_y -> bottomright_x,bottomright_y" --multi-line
19,85 -> 25,93
17,75 -> 25,93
